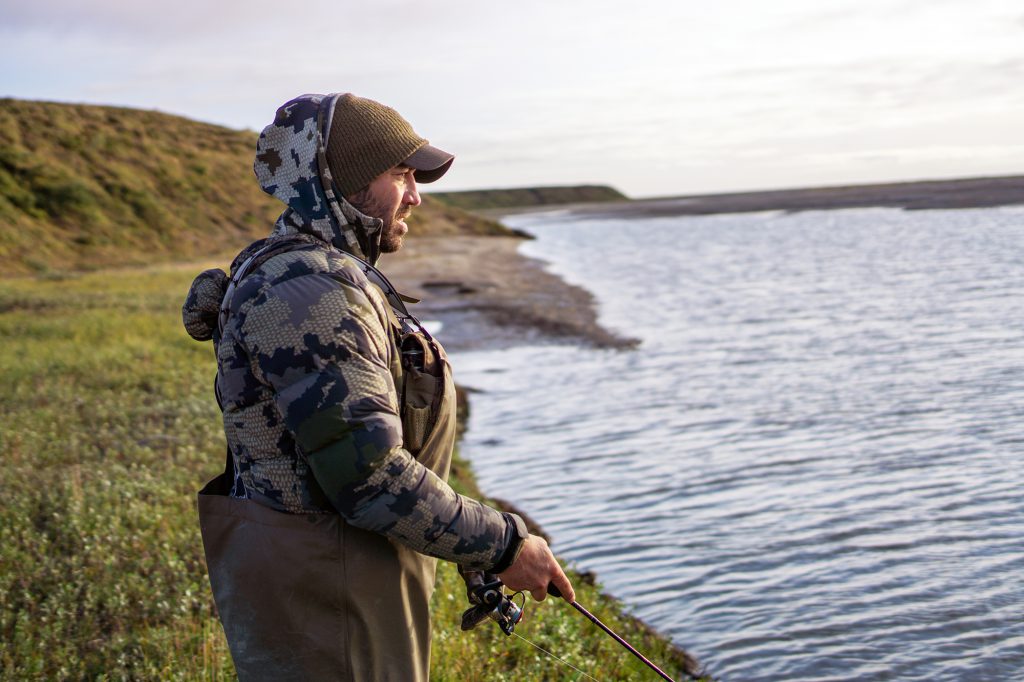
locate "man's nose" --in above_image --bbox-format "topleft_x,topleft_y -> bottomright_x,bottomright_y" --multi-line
405,176 -> 422,206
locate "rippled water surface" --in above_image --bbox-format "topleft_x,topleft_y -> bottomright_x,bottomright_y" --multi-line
451,207 -> 1024,681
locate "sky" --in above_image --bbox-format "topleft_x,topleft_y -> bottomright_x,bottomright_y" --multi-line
2,0 -> 1023,198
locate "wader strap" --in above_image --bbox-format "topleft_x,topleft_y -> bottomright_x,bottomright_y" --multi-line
345,251 -> 431,338
217,235 -> 320,337
204,374 -> 240,497
212,234 -> 319,500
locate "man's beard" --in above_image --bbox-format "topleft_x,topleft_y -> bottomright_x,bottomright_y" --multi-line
347,192 -> 410,254
378,208 -> 411,253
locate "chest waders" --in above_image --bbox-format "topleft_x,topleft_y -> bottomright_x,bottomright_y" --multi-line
198,239 -> 456,681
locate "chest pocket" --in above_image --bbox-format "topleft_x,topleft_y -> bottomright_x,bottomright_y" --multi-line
398,330 -> 448,455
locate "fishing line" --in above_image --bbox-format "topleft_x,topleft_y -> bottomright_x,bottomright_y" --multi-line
511,632 -> 602,682
549,585 -> 680,682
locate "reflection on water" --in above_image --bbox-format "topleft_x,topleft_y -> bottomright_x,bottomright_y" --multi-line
452,207 -> 1024,681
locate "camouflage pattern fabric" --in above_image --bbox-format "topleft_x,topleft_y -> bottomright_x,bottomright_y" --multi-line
181,268 -> 227,341
182,93 -> 514,570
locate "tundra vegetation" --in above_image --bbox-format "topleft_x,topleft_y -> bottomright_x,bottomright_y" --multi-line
0,266 -> 698,680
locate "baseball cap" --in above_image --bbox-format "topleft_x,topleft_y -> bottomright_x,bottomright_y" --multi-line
404,144 -> 455,184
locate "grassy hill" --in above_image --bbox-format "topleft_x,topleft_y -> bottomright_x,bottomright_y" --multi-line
0,99 -> 510,277
430,184 -> 628,211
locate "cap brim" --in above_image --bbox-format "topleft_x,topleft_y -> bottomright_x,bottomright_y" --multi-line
405,144 -> 454,184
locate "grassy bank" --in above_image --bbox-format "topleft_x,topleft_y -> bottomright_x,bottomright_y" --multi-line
0,263 -> 701,680
429,184 -> 628,211
0,99 -> 513,277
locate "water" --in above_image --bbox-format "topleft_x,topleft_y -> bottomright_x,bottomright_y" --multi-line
450,206 -> 1024,681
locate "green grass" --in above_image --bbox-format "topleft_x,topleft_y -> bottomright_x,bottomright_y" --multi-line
0,264 -> 703,681
0,264 -> 236,680
0,99 -> 514,277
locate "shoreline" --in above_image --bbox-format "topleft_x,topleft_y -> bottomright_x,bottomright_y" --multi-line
386,230 -> 707,677
384,234 -> 637,351
472,174 -> 1024,221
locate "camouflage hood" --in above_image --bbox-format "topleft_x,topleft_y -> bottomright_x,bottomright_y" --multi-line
254,93 -> 384,264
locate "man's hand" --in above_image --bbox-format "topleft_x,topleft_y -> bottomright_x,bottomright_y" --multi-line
496,534 -> 575,602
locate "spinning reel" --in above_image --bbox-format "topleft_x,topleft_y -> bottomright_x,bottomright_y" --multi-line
459,573 -> 525,636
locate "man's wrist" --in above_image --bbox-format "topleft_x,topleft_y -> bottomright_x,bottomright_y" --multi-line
490,512 -> 528,574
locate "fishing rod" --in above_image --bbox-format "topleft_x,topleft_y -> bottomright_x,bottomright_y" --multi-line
461,575 -> 694,681
548,583 -> 678,682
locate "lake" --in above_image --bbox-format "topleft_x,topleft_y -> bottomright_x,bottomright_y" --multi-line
451,206 -> 1024,681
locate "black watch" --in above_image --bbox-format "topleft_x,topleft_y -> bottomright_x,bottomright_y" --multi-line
490,512 -> 529,574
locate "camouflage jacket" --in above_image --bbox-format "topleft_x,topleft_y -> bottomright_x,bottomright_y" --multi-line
182,94 -> 516,571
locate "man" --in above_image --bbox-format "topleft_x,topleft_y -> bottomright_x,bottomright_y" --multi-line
182,92 -> 573,681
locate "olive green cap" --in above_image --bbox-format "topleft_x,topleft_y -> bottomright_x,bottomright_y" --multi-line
324,93 -> 454,197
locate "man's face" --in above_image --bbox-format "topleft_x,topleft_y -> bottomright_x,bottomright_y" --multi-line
346,165 -> 421,253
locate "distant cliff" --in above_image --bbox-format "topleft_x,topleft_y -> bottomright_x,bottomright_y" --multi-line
429,185 -> 628,211
0,99 -> 511,276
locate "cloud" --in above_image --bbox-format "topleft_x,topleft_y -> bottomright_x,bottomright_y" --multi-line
2,0 -> 1023,196
0,0 -> 265,40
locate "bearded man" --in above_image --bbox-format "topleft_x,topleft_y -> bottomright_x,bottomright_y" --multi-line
182,93 -> 574,681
